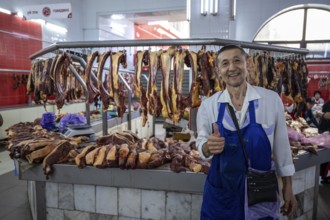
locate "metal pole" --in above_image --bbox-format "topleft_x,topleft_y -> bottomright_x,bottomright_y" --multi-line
102,110 -> 108,136
68,64 -> 91,126
71,55 -> 98,85
29,38 -> 309,59
0,68 -> 30,73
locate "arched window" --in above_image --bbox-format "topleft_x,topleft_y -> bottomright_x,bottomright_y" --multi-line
253,4 -> 330,59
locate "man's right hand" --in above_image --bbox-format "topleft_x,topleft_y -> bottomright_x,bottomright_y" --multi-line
202,123 -> 225,157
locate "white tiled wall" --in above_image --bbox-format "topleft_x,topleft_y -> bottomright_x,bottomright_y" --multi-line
141,190 -> 166,220
58,183 -> 74,210
118,188 -> 141,218
42,165 -> 317,220
74,184 -> 96,213
46,182 -> 58,209
45,183 -> 202,220
96,186 -> 118,215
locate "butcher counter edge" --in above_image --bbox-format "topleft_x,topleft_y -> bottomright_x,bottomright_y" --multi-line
17,148 -> 330,190
16,148 -> 330,220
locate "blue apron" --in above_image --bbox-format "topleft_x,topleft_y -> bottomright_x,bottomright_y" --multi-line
201,101 -> 274,220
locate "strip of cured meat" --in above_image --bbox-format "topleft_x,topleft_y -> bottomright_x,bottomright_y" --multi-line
42,140 -> 75,179
53,53 -> 71,110
65,68 -> 75,102
26,63 -> 35,96
133,50 -> 149,126
146,50 -> 162,118
33,60 -> 44,104
207,51 -> 224,94
184,50 -> 201,108
75,144 -> 96,168
171,48 -> 187,123
97,51 -> 113,111
275,60 -> 285,95
160,47 -> 176,119
40,58 -> 54,104
290,61 -> 302,103
247,55 -> 258,86
261,53 -> 268,88
93,145 -> 108,168
110,51 -> 128,118
85,51 -> 100,104
197,46 -> 211,97
106,145 -> 119,168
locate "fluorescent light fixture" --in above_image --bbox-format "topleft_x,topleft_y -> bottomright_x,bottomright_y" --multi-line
147,20 -> 168,26
210,0 -> 219,15
210,0 -> 214,14
230,0 -> 236,20
110,21 -> 126,35
16,11 -> 24,18
157,28 -> 176,39
186,0 -> 191,21
45,22 -> 68,34
111,14 -> 125,20
31,19 -> 46,25
200,0 -> 207,16
0,7 -> 11,15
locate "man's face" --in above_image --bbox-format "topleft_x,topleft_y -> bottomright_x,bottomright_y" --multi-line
217,48 -> 248,88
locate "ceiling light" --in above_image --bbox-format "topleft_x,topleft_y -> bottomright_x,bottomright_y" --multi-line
230,0 -> 236,20
186,0 -> 191,21
31,19 -> 46,25
147,20 -> 168,26
45,22 -> 68,34
0,7 -> 11,15
111,14 -> 125,20
200,0 -> 207,16
16,11 -> 24,18
110,21 -> 126,36
211,0 -> 218,15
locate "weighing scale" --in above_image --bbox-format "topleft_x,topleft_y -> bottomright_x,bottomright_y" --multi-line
60,124 -> 96,142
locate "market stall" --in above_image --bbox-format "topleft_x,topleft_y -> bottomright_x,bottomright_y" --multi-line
15,148 -> 330,220
6,38 -> 329,220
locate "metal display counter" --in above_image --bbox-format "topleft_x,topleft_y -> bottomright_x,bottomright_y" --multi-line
17,148 -> 330,220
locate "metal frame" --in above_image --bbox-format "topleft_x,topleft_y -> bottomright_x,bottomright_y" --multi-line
0,68 -> 30,73
29,38 -> 309,134
29,38 -> 308,60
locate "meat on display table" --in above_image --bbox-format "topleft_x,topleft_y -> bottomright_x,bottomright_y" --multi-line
17,148 -> 330,220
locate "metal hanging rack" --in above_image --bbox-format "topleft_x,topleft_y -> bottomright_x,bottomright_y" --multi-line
30,38 -> 308,60
29,38 -> 309,136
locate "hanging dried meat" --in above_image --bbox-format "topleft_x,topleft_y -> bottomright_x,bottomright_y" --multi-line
40,58 -> 54,104
184,50 -> 201,108
85,51 -> 100,104
109,50 -> 128,118
146,50 -> 162,118
133,50 -> 149,126
53,52 -> 72,110
160,47 -> 176,119
197,46 -> 211,97
97,51 -> 113,111
171,48 -> 187,123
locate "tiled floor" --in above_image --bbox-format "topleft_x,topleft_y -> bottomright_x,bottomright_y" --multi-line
0,133 -> 330,220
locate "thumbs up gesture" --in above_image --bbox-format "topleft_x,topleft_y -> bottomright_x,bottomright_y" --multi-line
202,123 -> 225,157
213,122 -> 220,137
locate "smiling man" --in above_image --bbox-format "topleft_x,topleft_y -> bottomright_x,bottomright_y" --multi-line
196,45 -> 297,219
